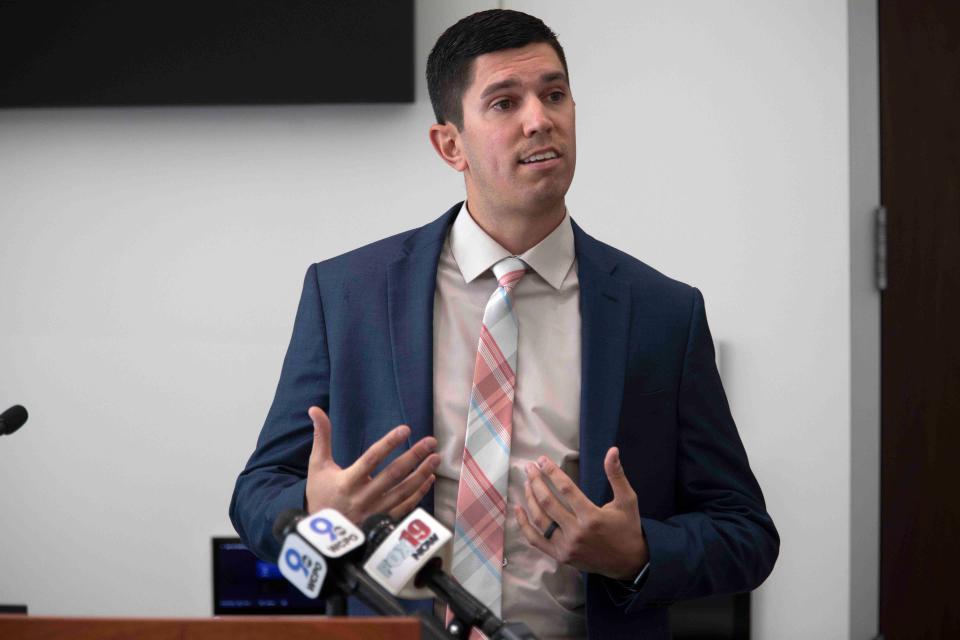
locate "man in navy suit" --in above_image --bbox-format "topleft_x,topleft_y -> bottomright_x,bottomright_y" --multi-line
230,9 -> 778,639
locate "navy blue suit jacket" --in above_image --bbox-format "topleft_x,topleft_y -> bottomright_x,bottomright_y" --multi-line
230,203 -> 778,639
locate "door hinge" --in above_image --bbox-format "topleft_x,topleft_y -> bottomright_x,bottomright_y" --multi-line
875,205 -> 887,292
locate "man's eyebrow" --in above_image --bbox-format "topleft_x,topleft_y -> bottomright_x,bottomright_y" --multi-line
477,72 -> 569,102
479,78 -> 521,102
541,71 -> 568,86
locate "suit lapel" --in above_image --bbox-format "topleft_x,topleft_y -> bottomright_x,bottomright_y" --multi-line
387,203 -> 461,445
572,221 -> 631,507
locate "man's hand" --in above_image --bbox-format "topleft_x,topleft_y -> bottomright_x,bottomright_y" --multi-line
515,447 -> 648,580
305,406 -> 440,524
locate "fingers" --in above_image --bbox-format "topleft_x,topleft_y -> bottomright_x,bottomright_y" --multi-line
375,448 -> 440,509
307,406 -> 333,468
525,462 -> 576,530
534,456 -> 594,514
523,474 -> 553,532
515,505 -> 557,555
364,436 -> 438,497
604,447 -> 638,508
387,474 -> 436,521
346,424 -> 411,482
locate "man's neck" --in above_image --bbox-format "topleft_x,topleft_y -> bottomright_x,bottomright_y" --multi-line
465,201 -> 566,255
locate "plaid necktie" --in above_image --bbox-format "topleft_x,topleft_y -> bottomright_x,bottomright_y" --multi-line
451,256 -> 528,624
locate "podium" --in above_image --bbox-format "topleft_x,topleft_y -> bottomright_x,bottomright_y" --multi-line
0,615 -> 420,639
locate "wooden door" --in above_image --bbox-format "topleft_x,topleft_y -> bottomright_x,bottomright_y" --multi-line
879,1 -> 960,638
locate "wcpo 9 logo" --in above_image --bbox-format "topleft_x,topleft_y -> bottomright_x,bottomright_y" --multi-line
278,534 -> 327,598
297,508 -> 365,558
285,547 -> 320,580
276,509 -> 363,599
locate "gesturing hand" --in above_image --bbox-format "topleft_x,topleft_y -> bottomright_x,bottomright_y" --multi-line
305,406 -> 440,524
515,447 -> 648,580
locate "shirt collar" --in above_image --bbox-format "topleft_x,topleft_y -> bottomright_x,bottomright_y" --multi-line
449,201 -> 575,290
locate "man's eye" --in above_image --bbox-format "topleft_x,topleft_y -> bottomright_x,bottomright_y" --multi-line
547,91 -> 565,103
492,99 -> 513,111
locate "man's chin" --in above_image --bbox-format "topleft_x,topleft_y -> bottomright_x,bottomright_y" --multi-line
514,191 -> 569,217
524,179 -> 572,209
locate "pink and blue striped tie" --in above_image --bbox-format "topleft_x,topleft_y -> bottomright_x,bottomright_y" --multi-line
451,256 -> 528,624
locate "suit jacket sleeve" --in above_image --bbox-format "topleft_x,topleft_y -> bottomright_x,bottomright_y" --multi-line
628,288 -> 779,609
229,263 -> 330,561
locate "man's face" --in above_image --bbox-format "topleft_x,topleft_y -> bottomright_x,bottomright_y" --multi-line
454,42 -> 576,216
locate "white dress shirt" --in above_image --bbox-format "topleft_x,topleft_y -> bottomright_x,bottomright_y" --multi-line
432,202 -> 586,639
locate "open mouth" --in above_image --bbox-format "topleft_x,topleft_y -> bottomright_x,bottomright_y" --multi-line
519,150 -> 560,164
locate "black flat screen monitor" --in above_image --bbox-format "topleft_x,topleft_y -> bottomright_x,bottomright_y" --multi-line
0,0 -> 414,107
212,536 -> 326,615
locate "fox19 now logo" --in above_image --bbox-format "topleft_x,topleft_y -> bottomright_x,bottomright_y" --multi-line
362,508 -> 452,597
375,517 -> 441,578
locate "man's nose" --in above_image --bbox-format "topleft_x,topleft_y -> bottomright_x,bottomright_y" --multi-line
521,97 -> 554,137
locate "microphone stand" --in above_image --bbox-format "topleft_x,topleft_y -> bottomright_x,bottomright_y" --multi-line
416,561 -> 537,640
324,593 -> 346,616
360,513 -> 538,640
329,560 -> 453,640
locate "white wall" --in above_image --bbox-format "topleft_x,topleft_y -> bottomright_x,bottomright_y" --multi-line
0,1 -> 875,638
517,1 -> 855,635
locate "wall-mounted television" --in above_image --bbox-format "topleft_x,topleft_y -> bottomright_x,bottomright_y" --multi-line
0,0 -> 414,107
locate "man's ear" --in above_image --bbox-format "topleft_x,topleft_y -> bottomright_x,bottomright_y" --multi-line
429,122 -> 467,172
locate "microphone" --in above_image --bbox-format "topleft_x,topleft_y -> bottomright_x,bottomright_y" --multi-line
0,405 -> 28,436
273,507 -> 405,613
362,510 -> 537,640
361,509 -> 452,600
273,509 -> 330,600
272,508 -> 454,640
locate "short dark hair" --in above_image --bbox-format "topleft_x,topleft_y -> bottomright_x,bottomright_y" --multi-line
426,10 -> 568,130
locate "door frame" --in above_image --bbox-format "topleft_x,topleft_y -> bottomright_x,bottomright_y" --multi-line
848,1 -> 882,639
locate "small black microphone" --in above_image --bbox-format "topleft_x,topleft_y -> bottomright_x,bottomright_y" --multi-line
362,513 -> 538,640
0,405 -> 28,436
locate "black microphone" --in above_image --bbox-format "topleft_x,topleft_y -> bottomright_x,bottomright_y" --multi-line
0,405 -> 28,436
362,512 -> 537,640
272,508 -> 453,640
